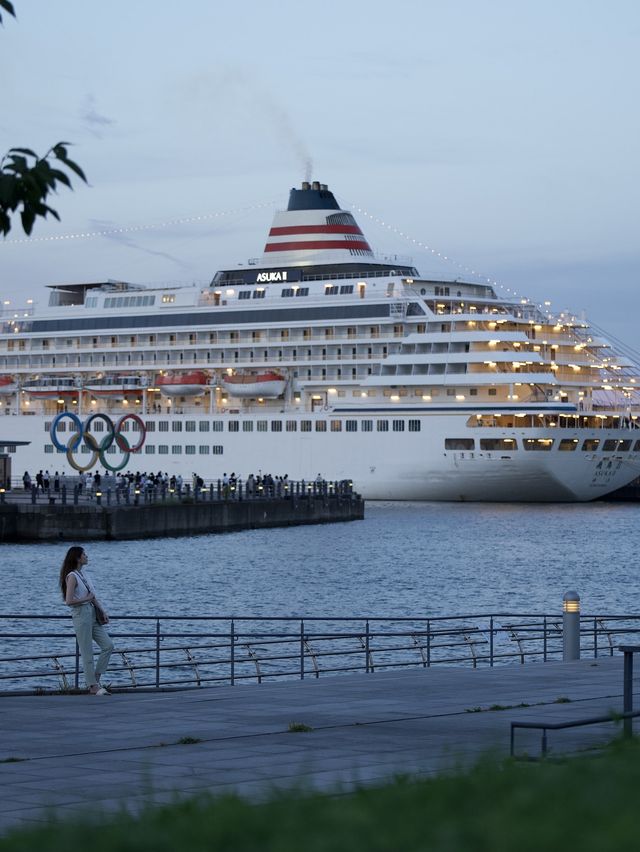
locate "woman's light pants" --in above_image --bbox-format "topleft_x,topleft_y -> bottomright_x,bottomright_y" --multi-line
71,604 -> 114,688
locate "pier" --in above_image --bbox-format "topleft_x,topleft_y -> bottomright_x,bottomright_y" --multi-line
0,656 -> 636,834
0,481 -> 363,542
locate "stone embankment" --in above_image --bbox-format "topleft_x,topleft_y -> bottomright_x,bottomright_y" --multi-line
0,493 -> 364,542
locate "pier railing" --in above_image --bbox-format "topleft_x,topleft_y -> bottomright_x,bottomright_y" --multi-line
1,478 -> 355,506
0,612 -> 639,694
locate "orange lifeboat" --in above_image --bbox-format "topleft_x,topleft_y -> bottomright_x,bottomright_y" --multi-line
155,371 -> 209,397
0,375 -> 17,396
221,371 -> 286,398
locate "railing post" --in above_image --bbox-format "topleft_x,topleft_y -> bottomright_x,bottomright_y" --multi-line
593,617 -> 598,659
623,648 -> 634,738
230,619 -> 235,686
155,618 -> 161,688
427,619 -> 431,667
543,616 -> 547,662
75,638 -> 80,690
490,616 -> 494,667
365,619 -> 370,673
300,619 -> 305,680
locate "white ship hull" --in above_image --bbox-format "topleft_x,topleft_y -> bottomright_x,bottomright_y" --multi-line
5,412 -> 639,502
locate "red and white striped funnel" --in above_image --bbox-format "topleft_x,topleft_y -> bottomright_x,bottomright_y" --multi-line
261,181 -> 373,266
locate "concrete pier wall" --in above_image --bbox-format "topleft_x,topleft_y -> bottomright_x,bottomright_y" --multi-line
0,495 -> 364,542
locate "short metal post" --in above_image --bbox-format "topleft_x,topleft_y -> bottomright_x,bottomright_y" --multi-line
73,484 -> 79,505
563,591 -> 580,661
31,484 -> 37,504
155,618 -> 161,688
61,485 -> 67,505
106,488 -> 111,506
541,728 -> 548,756
230,619 -> 235,686
74,638 -> 80,689
623,649 -> 634,738
489,616 -> 494,666
300,619 -> 305,680
365,619 -> 370,673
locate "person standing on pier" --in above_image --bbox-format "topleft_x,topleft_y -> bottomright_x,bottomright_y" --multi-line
59,546 -> 114,696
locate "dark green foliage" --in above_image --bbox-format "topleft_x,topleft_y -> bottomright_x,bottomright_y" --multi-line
0,0 -> 15,25
0,144 -> 87,236
1,740 -> 640,851
1,3 -> 88,235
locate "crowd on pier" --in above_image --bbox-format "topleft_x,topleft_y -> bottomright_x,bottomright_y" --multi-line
18,469 -> 335,500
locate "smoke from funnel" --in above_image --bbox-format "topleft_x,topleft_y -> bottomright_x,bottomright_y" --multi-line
211,70 -> 314,181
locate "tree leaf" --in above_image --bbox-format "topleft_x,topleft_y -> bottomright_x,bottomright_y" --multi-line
0,0 -> 16,25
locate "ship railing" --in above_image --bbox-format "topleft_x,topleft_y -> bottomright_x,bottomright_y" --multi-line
0,613 -> 639,695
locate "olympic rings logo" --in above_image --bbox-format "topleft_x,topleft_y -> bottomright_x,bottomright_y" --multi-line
50,412 -> 146,473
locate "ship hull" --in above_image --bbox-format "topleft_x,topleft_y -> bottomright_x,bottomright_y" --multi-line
5,411 -> 638,502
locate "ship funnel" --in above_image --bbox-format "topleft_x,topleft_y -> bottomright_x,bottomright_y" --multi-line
261,181 -> 373,264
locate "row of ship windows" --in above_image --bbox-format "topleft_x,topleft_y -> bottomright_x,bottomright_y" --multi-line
45,444 -> 224,455
444,438 -> 640,452
86,296 -> 157,309
231,286 -> 356,301
46,419 -> 423,434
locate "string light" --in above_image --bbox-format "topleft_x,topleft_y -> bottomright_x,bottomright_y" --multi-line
1,200 -> 278,245
347,199 -> 560,316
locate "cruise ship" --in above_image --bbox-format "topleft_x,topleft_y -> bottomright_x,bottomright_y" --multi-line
1,180 -> 639,501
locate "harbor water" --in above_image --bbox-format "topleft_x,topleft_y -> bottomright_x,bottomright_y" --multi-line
3,501 -> 639,618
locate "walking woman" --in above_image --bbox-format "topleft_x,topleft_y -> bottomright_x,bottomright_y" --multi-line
59,546 -> 114,695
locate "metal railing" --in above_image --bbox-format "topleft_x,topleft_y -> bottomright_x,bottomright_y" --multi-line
1,612 -> 639,695
0,478 -> 356,507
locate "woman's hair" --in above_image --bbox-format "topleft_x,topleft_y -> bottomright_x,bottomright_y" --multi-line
59,546 -> 84,599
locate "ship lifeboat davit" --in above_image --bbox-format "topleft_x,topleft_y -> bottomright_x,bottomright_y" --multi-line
221,371 -> 286,399
22,377 -> 80,398
155,371 -> 209,398
85,375 -> 147,398
0,375 -> 17,396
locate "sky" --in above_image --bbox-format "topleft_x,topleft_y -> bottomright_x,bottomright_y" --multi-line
1,0 -> 639,350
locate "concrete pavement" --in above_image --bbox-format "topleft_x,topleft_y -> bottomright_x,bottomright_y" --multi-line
0,656 -> 634,834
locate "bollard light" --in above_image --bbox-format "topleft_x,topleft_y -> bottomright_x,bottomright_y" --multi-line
563,593 -> 580,613
95,489 -> 102,506
0,487 -> 5,504
562,591 -> 581,661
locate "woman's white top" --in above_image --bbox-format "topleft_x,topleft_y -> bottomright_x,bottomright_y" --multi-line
68,570 -> 95,605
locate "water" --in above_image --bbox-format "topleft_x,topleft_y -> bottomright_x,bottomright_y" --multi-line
3,501 -> 639,618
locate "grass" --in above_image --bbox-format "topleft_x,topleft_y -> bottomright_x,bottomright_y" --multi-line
287,722 -> 313,733
2,739 -> 640,850
177,737 -> 202,745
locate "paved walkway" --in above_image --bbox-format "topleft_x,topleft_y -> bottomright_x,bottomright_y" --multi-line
0,656 -> 635,834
